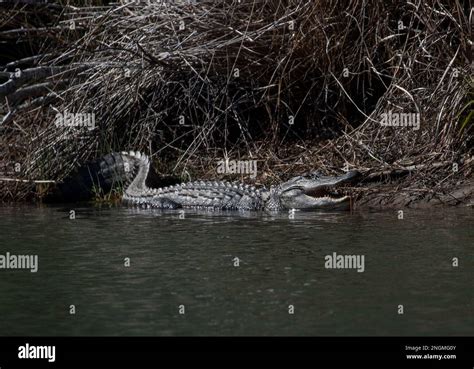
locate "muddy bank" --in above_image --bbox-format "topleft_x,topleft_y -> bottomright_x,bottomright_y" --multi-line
1,147 -> 472,210
351,156 -> 473,209
353,179 -> 473,210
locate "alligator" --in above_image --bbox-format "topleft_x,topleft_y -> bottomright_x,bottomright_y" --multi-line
51,151 -> 360,211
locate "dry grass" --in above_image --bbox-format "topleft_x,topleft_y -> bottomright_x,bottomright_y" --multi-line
0,0 -> 472,203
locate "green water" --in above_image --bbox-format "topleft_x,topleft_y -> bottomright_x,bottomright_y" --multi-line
0,205 -> 472,336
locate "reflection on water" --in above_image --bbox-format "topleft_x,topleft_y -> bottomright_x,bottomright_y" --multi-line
0,205 -> 472,336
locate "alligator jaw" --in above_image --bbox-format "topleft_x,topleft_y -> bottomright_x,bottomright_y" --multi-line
305,185 -> 347,199
298,193 -> 351,210
277,170 -> 359,210
299,173 -> 358,209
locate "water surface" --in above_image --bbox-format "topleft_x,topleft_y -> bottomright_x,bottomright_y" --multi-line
0,205 -> 472,336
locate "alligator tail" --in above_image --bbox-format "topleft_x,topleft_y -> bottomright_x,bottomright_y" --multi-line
46,151 -> 149,202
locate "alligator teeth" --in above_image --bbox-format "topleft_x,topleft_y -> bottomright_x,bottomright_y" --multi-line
319,195 -> 350,202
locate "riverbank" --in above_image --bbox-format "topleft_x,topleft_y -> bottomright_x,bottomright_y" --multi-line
2,143 -> 471,210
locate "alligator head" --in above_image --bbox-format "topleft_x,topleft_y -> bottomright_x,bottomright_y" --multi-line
272,170 -> 360,210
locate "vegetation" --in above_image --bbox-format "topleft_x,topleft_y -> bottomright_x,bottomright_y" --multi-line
0,0 -> 472,206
